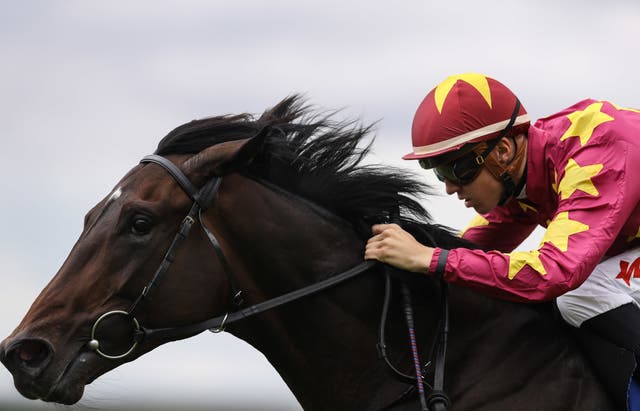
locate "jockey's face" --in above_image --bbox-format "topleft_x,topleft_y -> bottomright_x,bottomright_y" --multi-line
442,166 -> 504,214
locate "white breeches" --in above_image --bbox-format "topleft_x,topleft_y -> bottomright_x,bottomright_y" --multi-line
556,247 -> 640,327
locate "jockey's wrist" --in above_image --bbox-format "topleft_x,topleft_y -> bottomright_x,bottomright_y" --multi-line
428,248 -> 449,279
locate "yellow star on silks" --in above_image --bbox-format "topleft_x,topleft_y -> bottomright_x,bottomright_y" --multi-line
610,102 -> 640,115
557,158 -> 603,200
560,102 -> 614,146
551,169 -> 559,194
518,201 -> 538,214
434,73 -> 491,113
628,226 -> 640,243
459,214 -> 489,237
507,250 -> 547,280
540,211 -> 589,252
507,212 -> 590,280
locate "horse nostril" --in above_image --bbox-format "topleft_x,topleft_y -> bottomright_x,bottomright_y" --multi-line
17,340 -> 49,365
3,338 -> 53,378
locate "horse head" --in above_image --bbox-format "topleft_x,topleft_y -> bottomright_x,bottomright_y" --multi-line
1,97 -> 430,408
0,136 -> 266,402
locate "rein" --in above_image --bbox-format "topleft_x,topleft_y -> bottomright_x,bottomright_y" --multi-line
87,151 -> 450,410
134,154 -> 375,341
376,214 -> 450,411
87,153 -> 375,353
140,260 -> 376,342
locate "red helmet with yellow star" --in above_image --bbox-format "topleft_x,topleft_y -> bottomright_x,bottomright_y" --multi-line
403,73 -> 530,160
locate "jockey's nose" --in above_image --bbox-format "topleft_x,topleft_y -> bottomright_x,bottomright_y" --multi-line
1,337 -> 54,379
444,178 -> 462,195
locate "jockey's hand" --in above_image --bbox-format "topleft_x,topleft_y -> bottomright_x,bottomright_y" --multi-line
364,223 -> 434,274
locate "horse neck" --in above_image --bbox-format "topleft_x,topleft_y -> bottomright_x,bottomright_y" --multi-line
210,174 -> 414,410
207,175 -> 608,409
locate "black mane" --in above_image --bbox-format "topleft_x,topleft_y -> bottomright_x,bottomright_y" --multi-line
156,96 -> 466,247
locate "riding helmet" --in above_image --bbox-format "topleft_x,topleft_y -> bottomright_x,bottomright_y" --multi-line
403,73 -> 530,162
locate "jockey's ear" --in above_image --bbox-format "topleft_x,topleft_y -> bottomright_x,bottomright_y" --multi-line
183,126 -> 269,184
494,136 -> 517,165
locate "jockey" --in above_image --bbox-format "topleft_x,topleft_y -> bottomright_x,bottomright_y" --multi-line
365,73 -> 640,359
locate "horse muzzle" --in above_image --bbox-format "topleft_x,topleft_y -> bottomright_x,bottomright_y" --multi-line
1,336 -> 54,378
0,335 -> 92,405
1,336 -> 56,399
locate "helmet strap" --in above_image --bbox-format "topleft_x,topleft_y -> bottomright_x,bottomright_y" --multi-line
499,172 -> 517,205
484,135 -> 527,205
470,99 -> 526,205
473,99 -> 521,164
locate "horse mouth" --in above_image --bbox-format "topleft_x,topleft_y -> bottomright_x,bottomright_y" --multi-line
46,352 -> 99,404
12,351 -> 99,405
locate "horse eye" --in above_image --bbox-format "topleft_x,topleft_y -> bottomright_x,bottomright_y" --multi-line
131,216 -> 153,235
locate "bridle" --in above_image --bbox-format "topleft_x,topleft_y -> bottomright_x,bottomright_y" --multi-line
87,153 -> 375,360
86,150 -> 450,410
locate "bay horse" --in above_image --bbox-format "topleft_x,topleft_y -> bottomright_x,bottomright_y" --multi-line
0,96 -> 616,410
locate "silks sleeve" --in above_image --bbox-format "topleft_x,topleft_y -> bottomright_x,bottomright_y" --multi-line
460,200 -> 537,253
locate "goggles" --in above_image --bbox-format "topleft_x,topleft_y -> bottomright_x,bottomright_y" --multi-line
416,99 -> 523,186
420,151 -> 485,185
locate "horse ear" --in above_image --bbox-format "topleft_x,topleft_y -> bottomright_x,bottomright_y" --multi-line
184,127 -> 268,183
